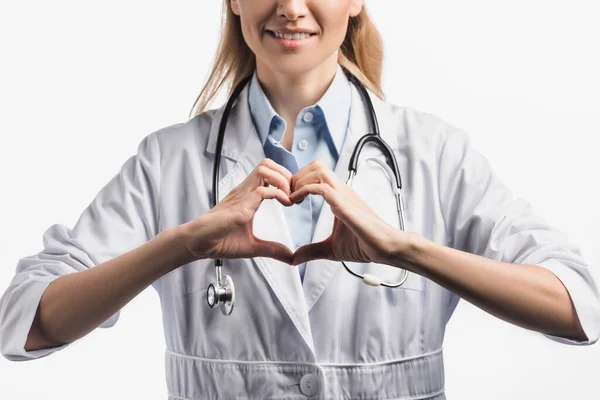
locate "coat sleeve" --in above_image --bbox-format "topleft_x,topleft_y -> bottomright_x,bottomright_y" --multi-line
0,131 -> 162,361
437,125 -> 600,345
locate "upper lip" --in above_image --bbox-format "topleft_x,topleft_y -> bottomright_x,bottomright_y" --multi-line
266,28 -> 317,35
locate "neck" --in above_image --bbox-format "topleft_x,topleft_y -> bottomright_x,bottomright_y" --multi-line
255,55 -> 339,124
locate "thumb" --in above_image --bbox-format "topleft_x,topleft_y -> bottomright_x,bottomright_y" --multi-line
253,238 -> 294,265
293,239 -> 333,266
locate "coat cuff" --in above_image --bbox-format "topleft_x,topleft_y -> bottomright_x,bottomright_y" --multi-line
0,274 -> 119,361
537,259 -> 600,345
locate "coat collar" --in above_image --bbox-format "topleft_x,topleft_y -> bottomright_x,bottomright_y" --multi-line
204,79 -> 398,354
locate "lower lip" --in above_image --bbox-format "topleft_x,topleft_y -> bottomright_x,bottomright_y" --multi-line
267,32 -> 316,51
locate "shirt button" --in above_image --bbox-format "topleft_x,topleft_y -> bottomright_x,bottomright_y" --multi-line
298,139 -> 308,150
302,112 -> 314,123
299,374 -> 320,397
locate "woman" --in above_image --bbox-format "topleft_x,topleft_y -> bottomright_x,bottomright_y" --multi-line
1,1 -> 598,399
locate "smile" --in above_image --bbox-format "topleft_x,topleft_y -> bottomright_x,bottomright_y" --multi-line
266,30 -> 317,40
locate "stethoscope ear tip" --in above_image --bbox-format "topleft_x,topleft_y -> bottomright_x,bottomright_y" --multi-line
362,274 -> 382,287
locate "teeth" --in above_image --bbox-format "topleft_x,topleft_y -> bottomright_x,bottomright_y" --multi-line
273,31 -> 312,40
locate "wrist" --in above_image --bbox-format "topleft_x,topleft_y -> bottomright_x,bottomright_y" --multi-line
388,231 -> 428,272
159,223 -> 201,270
176,213 -> 217,261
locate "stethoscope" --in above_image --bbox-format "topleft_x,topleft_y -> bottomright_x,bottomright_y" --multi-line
207,68 -> 409,315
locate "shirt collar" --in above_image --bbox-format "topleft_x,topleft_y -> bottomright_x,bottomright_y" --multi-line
247,64 -> 351,155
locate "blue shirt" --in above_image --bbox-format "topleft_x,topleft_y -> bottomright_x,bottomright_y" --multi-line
247,64 -> 351,282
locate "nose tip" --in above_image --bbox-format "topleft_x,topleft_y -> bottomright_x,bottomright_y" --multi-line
277,0 -> 307,20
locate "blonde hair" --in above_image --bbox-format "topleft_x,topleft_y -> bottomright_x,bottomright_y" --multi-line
188,1 -> 384,119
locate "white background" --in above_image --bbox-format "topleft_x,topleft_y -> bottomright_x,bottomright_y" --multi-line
1,0 -> 599,398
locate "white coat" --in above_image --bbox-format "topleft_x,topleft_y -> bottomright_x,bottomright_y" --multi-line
1,81 -> 599,400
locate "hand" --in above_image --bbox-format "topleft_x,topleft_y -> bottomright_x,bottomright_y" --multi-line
289,160 -> 411,266
182,158 -> 295,264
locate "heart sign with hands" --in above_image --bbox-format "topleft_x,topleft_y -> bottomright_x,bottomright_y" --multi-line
181,158 -> 411,270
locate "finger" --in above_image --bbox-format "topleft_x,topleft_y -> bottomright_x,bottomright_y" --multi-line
292,170 -> 331,198
293,240 -> 333,265
291,160 -> 323,188
260,158 -> 293,183
252,185 -> 294,208
289,183 -> 337,205
254,165 -> 292,195
253,238 -> 294,265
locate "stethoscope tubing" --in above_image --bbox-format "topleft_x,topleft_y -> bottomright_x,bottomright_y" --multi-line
208,68 -> 409,314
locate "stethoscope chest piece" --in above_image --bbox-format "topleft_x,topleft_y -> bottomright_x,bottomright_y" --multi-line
207,274 -> 235,315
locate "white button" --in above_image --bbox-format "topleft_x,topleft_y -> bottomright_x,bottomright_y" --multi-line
302,112 -> 314,123
298,139 -> 308,150
299,374 -> 320,397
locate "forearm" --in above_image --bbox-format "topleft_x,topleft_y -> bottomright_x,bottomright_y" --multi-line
25,226 -> 196,351
394,233 -> 587,341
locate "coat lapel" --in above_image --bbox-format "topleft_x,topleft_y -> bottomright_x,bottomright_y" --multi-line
205,84 -> 315,353
302,83 -> 399,312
